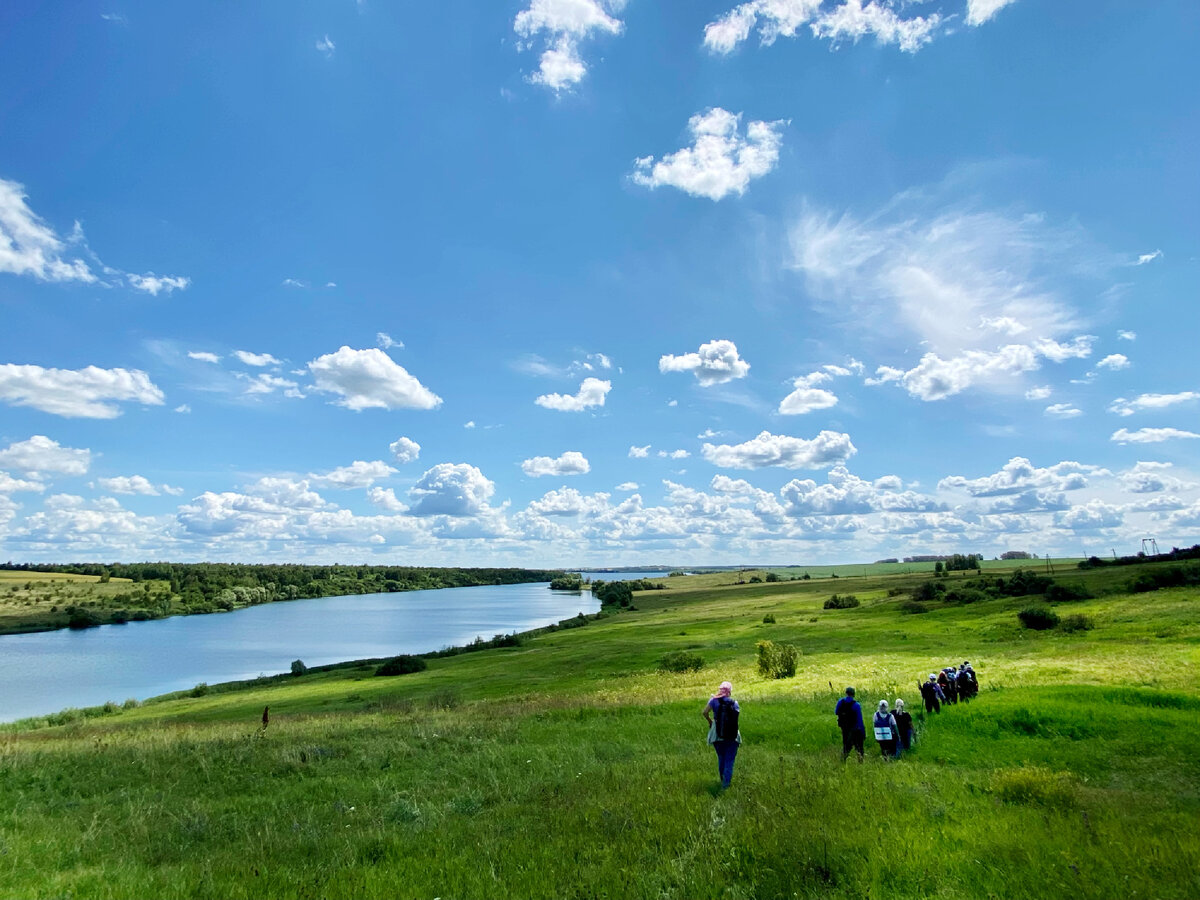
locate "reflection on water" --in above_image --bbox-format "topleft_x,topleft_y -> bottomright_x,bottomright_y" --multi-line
0,581 -> 597,723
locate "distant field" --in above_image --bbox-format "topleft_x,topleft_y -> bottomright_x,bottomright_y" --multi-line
2,558 -> 1197,898
0,570 -> 172,634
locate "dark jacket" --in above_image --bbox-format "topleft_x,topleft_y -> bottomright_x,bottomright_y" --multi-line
835,697 -> 864,733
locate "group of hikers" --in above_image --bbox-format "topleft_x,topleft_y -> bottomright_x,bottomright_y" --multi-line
702,662 -> 980,786
837,661 -> 979,762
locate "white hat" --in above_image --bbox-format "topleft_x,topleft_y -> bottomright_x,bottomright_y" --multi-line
878,700 -> 889,711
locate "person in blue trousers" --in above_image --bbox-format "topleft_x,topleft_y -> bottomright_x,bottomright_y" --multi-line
835,686 -> 865,762
703,680 -> 741,788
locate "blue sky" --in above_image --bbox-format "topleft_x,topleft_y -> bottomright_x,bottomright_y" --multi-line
1,0 -> 1198,566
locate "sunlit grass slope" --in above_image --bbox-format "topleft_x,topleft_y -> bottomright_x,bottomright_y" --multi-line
2,564 -> 1198,899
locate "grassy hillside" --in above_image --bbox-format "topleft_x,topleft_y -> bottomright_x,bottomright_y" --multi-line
2,563 -> 1198,899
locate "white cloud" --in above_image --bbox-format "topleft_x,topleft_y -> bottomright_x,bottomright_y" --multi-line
308,346 -> 442,411
1119,461 -> 1189,495
1108,392 -> 1199,417
234,350 -> 282,367
514,0 -> 624,91
389,436 -> 421,464
126,273 -> 190,296
702,430 -> 856,470
94,475 -> 180,496
966,0 -> 1019,27
980,315 -> 1029,336
535,376 -> 610,411
0,435 -> 91,477
367,486 -> 408,513
408,463 -> 496,517
885,345 -> 1040,401
521,451 -> 591,477
1112,427 -> 1200,444
0,364 -> 164,418
0,471 -> 45,493
938,457 -> 1104,498
779,371 -> 839,415
376,332 -> 403,350
1056,499 -> 1124,532
616,481 -> 639,491
628,445 -> 650,458
0,178 -> 96,283
316,35 -> 335,58
282,278 -> 307,288
1118,330 -> 1137,341
174,404 -> 191,414
239,373 -> 304,398
464,420 -> 476,429
188,351 -> 221,364
1045,403 -> 1082,419
659,339 -> 751,386
658,449 -> 690,459
310,460 -> 398,489
1096,354 -> 1130,371
633,108 -> 785,201
780,466 -> 942,517
790,194 -> 1100,362
1134,249 -> 1162,266
1025,385 -> 1052,401
704,0 -> 943,56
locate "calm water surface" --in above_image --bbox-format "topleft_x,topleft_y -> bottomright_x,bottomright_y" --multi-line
0,580 -> 599,723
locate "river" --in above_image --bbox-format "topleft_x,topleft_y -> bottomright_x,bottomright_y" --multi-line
0,578 -> 616,724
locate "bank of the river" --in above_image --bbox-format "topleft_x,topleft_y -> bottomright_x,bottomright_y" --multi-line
0,580 -> 598,723
0,564 -> 561,635
2,561 -> 1198,899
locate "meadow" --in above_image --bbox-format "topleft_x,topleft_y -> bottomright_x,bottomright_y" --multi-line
1,561 -> 1197,899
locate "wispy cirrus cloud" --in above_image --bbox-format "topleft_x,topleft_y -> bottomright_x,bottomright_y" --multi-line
1108,392 -> 1200,417
1112,427 -> 1200,444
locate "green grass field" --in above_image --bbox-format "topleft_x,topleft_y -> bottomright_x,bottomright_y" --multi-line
0,570 -> 175,635
2,562 -> 1198,898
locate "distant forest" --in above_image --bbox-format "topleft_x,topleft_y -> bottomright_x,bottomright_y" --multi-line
0,562 -> 561,614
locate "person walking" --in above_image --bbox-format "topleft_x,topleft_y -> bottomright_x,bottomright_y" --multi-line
703,681 -> 741,788
893,699 -> 914,752
873,700 -> 899,760
835,686 -> 865,763
920,674 -> 942,714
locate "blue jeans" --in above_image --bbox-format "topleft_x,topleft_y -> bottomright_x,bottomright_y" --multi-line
713,740 -> 739,786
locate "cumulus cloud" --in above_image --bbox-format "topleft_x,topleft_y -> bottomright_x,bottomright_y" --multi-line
389,437 -> 421,464
1045,403 -> 1082,419
238,373 -> 304,399
628,445 -> 650,458
0,364 -> 164,418
521,451 -> 591,477
535,377 -> 610,411
633,108 -> 785,201
779,371 -> 839,415
659,339 -> 751,386
1108,392 -> 1199,417
367,486 -> 408,512
1056,499 -> 1124,532
1025,385 -> 1052,401
780,466 -> 942,517
408,463 -> 496,517
1119,461 -> 1189,495
0,177 -> 187,292
0,435 -> 91,477
1095,354 -> 1130,371
513,0 -> 625,91
616,481 -> 639,491
704,0 -> 944,56
308,346 -> 442,411
1118,330 -> 1137,341
702,430 -> 856,470
94,475 -> 181,496
938,457 -> 1105,498
188,351 -> 221,364
1112,427 -> 1200,444
310,460 -> 397,490
0,471 -> 45,493
234,350 -> 282,367
658,449 -> 690,459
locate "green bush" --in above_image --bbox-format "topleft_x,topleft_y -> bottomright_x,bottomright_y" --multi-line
765,572 -> 780,582
899,600 -> 929,614
1059,613 -> 1094,633
1046,582 -> 1091,602
1017,606 -> 1060,630
67,609 -> 102,629
762,613 -> 776,624
756,640 -> 799,678
944,588 -> 987,605
823,594 -> 859,610
658,650 -> 704,673
376,655 -> 428,677
290,659 -> 308,676
190,683 -> 209,697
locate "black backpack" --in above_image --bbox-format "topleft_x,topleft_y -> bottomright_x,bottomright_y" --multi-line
714,697 -> 739,741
